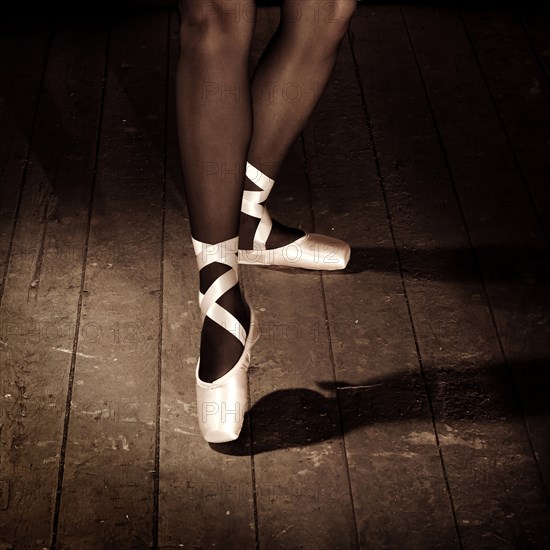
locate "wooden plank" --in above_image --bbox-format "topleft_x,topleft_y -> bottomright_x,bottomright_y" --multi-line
54,12 -> 167,548
236,7 -> 358,548
0,20 -> 108,548
0,21 -> 50,298
353,4 -> 550,547
461,7 -> 550,240
302,20 -> 460,549
158,10 -> 257,548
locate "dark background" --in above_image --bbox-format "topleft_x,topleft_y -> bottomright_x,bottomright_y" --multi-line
4,0 -> 550,21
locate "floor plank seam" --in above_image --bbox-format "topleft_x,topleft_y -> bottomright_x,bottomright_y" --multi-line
320,288 -> 361,550
152,10 -> 172,550
335,384 -> 385,392
27,181 -> 50,300
241,266 -> 261,549
458,8 -> 550,247
349,14 -> 464,548
400,4 -> 550,512
247,409 -> 261,550
49,23 -> 112,550
300,95 -> 361,549
0,26 -> 54,309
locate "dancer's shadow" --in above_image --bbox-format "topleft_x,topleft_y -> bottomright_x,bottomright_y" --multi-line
342,244 -> 550,283
246,244 -> 550,285
211,358 -> 550,455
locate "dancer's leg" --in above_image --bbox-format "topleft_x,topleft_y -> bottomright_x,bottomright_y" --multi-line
239,0 -> 357,250
177,0 -> 255,381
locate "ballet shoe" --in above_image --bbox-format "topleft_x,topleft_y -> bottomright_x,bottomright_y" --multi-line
238,232 -> 350,270
238,161 -> 351,270
192,236 -> 259,443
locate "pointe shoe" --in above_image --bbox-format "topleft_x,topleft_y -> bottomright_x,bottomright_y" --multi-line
238,162 -> 351,270
192,236 -> 259,443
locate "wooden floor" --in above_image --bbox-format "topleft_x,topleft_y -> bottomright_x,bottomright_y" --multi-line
1,3 -> 550,548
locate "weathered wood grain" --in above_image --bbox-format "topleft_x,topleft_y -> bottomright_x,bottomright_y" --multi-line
55,12 -> 166,548
459,6 -> 550,494
354,4 -> 550,547
0,19 -> 108,548
302,21 -> 460,549
405,2 -> 550,508
0,22 -> 50,298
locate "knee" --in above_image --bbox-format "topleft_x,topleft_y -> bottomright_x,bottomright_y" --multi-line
289,0 -> 357,46
178,0 -> 255,56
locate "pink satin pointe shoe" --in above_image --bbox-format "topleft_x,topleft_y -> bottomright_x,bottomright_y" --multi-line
238,162 -> 351,270
192,236 -> 259,443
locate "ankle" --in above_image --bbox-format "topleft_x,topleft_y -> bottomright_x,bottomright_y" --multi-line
245,158 -> 278,183
239,211 -> 305,250
238,211 -> 257,250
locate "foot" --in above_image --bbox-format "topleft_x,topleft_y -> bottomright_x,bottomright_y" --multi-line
237,162 -> 350,270
198,262 -> 251,383
239,212 -> 304,250
238,163 -> 304,249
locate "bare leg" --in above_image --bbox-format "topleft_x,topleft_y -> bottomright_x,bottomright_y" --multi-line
239,0 -> 357,250
177,0 -> 256,381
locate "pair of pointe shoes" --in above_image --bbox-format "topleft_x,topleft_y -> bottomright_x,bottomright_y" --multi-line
194,163 -> 351,443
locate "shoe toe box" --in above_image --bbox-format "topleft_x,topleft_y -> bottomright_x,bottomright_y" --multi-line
304,233 -> 351,270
